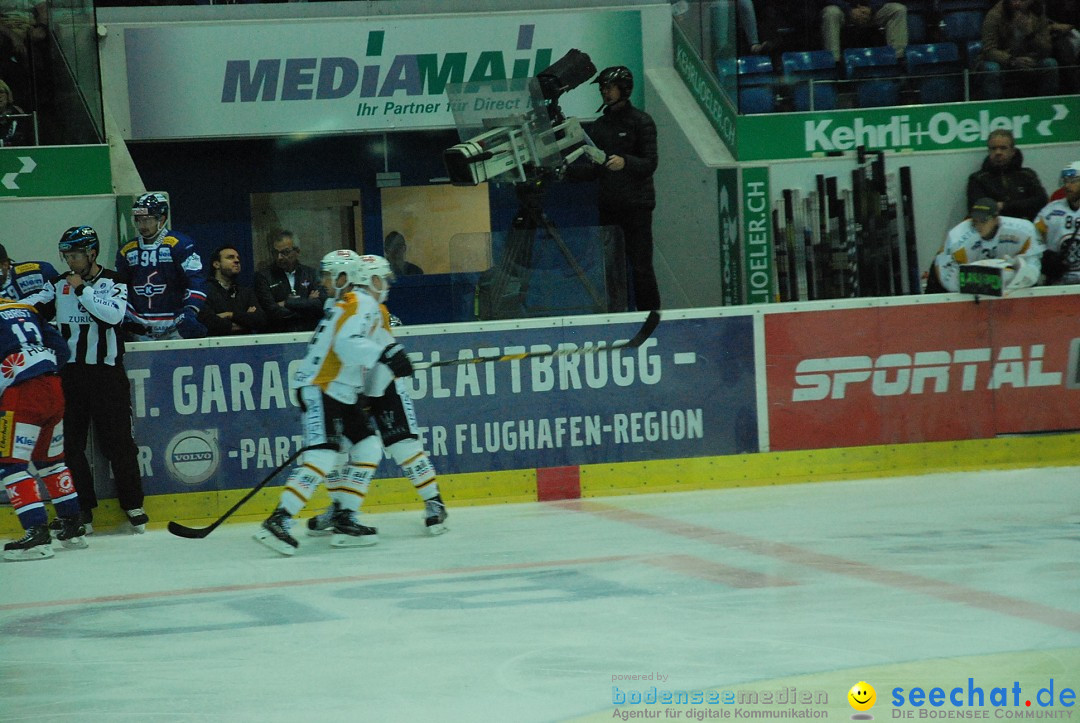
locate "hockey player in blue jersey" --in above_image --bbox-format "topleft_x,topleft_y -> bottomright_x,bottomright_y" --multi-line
0,297 -> 88,560
116,193 -> 208,341
0,242 -> 59,312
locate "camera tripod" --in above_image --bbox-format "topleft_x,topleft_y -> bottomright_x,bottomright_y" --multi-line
475,178 -> 609,320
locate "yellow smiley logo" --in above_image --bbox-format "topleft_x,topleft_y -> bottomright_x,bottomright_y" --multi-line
848,681 -> 877,712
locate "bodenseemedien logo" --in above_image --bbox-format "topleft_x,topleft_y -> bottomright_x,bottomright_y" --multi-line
165,429 -> 220,486
804,104 -> 1069,153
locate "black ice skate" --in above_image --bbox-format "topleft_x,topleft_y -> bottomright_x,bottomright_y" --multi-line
254,507 -> 299,556
424,495 -> 448,536
4,525 -> 54,561
125,507 -> 149,534
329,507 -> 378,548
305,501 -> 339,537
49,510 -> 93,537
54,516 -> 89,549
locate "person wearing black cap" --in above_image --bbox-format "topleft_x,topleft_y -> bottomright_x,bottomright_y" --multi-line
931,197 -> 1045,293
565,65 -> 660,311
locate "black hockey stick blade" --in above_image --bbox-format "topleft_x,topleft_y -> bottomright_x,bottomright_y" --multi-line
413,310 -> 660,370
167,442 -> 336,539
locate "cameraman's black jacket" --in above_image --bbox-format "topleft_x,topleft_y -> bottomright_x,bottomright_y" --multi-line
570,100 -> 658,210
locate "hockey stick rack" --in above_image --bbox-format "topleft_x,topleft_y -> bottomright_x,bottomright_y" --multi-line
167,442 -> 337,539
412,310 -> 660,371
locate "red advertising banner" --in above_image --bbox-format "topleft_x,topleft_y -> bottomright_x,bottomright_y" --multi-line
766,294 -> 1080,451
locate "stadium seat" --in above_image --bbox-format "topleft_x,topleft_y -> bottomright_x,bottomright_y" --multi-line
737,55 -> 776,114
781,50 -> 838,111
907,12 -> 929,44
844,46 -> 902,108
939,11 -> 985,45
906,42 -> 963,103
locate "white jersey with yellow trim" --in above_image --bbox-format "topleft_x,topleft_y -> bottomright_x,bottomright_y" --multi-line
1034,198 -> 1080,285
289,289 -> 386,405
934,215 -> 1045,293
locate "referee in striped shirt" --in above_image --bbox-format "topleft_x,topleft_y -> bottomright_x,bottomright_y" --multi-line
47,226 -> 149,533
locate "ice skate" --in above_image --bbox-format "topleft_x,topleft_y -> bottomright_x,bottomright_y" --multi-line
49,510 -> 92,537
254,507 -> 299,556
305,501 -> 339,537
329,507 -> 378,548
54,516 -> 89,550
126,507 -> 149,534
4,525 -> 54,561
424,495 -> 448,536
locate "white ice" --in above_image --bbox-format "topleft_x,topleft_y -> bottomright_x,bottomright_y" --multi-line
1,466 -> 1078,722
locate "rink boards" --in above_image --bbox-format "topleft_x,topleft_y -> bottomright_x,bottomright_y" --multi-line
3,289 -> 1078,533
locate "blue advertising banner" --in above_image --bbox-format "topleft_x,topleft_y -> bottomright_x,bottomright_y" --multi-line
118,314 -> 757,496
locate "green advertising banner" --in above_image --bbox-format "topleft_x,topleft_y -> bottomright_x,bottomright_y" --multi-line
673,23 -> 737,159
737,96 -> 1078,161
717,166 -> 741,305
741,165 -> 773,305
0,146 -> 112,198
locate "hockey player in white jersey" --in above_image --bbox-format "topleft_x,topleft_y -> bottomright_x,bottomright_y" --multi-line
305,265 -> 448,538
1034,162 -> 1080,286
932,197 -> 1045,293
254,251 -> 414,556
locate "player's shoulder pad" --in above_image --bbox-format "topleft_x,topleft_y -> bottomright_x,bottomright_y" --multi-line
120,239 -> 140,254
162,235 -> 181,248
13,262 -> 41,274
0,299 -> 37,314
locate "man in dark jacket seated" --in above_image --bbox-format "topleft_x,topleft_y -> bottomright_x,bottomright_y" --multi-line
199,245 -> 266,336
967,129 -> 1049,221
254,231 -> 327,333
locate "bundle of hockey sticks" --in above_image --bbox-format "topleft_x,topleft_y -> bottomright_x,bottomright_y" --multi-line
772,147 -> 922,301
167,310 -> 661,539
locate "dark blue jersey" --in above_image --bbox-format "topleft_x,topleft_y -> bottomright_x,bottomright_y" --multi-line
1,260 -> 59,310
0,299 -> 67,395
116,229 -> 208,328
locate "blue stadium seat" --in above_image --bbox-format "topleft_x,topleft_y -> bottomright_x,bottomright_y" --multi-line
907,12 -> 929,44
939,11 -> 985,44
737,55 -> 776,114
844,46 -> 902,107
781,50 -> 838,111
965,40 -> 983,70
937,0 -> 990,11
906,42 -> 963,103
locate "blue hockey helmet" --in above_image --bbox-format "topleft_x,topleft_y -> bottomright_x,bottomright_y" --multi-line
58,225 -> 100,254
133,192 -> 169,220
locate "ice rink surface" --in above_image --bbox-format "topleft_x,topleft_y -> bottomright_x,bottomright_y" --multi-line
1,466 -> 1078,722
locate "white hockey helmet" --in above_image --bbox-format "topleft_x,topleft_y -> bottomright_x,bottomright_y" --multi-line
1062,162 -> 1080,184
320,250 -> 394,298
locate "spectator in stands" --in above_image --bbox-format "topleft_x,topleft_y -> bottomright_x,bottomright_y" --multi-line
0,78 -> 31,147
932,197 -> 1045,293
254,231 -> 326,333
384,231 -> 424,277
1034,161 -> 1080,285
820,0 -> 908,61
967,129 -> 1049,220
1046,0 -> 1080,92
978,0 -> 1059,98
199,245 -> 266,336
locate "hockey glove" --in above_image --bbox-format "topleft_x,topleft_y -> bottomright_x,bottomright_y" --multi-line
176,306 -> 208,339
378,343 -> 414,378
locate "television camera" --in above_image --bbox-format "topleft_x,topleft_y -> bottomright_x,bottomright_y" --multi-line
441,50 -> 619,320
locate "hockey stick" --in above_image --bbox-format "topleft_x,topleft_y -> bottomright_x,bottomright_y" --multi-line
412,310 -> 660,371
167,442 -> 337,539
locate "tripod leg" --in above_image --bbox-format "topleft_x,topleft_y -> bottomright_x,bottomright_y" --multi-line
540,214 -> 607,311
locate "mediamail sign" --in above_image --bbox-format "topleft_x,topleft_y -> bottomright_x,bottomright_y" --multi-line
0,146 -> 111,198
118,315 -> 757,496
120,12 -> 642,139
737,96 -> 1078,161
